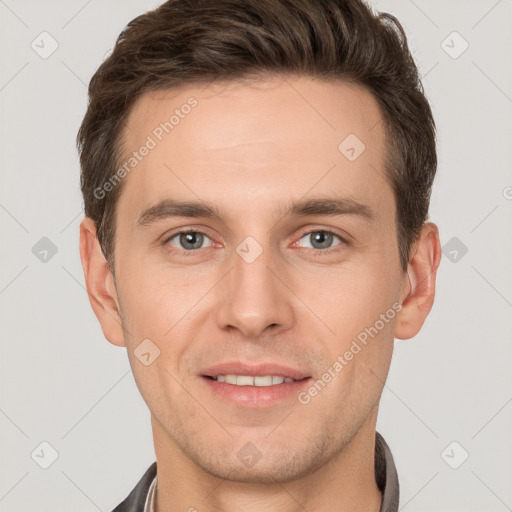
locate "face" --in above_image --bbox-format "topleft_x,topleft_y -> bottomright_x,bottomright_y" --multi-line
105,76 -> 409,482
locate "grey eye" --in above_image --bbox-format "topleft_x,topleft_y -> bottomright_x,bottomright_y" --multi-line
168,231 -> 212,251
298,231 -> 342,250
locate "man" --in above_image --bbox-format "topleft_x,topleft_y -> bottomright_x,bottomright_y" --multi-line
77,0 -> 442,510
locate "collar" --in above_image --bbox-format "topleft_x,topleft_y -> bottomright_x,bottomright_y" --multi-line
144,473 -> 157,512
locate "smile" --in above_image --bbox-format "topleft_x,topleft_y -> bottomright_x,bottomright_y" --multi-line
207,375 -> 297,386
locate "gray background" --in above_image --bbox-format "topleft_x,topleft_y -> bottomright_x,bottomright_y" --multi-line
1,0 -> 511,510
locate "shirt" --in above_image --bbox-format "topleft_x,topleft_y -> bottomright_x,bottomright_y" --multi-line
112,431 -> 399,512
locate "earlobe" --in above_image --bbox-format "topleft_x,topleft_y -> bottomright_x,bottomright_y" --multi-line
79,217 -> 126,347
394,222 -> 442,340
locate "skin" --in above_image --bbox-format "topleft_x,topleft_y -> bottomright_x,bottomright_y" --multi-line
80,76 -> 442,512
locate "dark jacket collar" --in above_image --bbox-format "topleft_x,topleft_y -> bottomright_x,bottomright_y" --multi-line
111,462 -> 156,512
111,431 -> 399,512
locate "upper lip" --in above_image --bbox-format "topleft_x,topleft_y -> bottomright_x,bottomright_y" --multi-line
201,362 -> 311,380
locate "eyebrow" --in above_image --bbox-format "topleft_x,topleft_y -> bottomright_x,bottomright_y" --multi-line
136,196 -> 375,228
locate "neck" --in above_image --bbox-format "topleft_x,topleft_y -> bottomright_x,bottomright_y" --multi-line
151,410 -> 383,512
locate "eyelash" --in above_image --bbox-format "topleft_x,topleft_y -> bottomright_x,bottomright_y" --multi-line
162,228 -> 348,256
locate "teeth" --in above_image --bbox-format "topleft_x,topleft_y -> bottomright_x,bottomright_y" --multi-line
237,375 -> 255,386
213,375 -> 297,386
225,375 -> 237,385
254,376 -> 278,386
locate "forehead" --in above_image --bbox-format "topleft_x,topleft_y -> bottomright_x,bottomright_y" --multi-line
116,76 -> 392,225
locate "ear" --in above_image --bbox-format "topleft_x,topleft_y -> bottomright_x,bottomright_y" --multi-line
79,216 -> 126,347
394,222 -> 442,340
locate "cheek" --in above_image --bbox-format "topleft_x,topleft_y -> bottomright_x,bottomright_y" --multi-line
119,270 -> 196,409
311,260 -> 398,330
116,263 -> 211,363
305,258 -> 399,392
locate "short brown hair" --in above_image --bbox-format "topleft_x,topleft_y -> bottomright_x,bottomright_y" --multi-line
77,0 -> 436,273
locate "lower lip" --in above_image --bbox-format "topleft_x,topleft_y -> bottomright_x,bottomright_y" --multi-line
201,376 -> 311,407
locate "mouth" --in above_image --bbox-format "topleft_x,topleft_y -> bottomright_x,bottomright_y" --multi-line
200,362 -> 312,407
204,374 -> 306,386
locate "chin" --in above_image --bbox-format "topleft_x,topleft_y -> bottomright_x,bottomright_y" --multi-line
191,443 -> 330,484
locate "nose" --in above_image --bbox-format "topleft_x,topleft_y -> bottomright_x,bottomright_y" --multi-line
214,242 -> 295,339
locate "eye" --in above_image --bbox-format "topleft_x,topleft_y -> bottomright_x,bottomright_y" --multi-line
165,230 -> 213,251
296,230 -> 345,251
